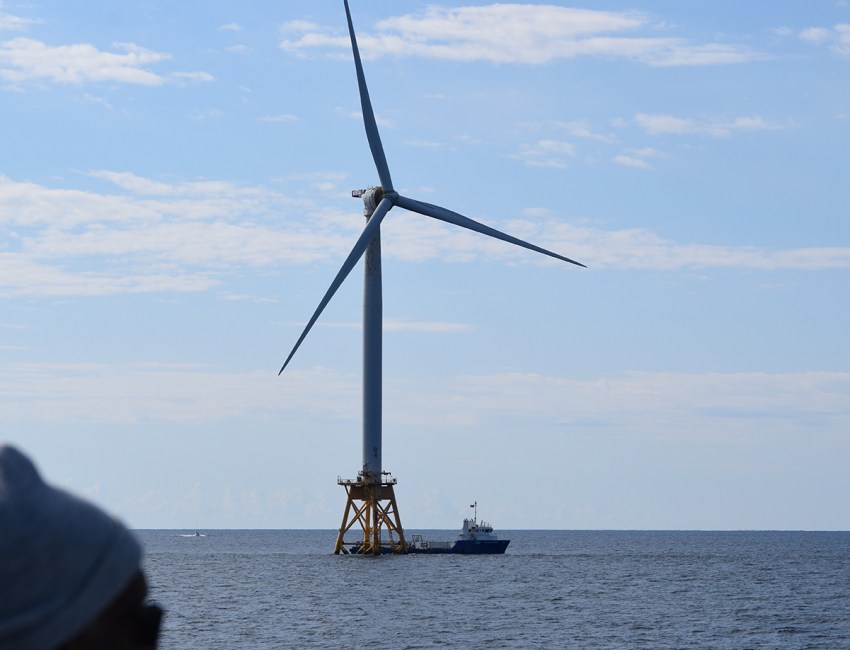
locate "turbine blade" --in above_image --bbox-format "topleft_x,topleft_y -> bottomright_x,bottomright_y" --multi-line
279,197 -> 394,374
344,0 -> 394,192
394,194 -> 586,268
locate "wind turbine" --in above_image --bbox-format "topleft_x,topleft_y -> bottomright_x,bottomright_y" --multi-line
280,0 -> 585,555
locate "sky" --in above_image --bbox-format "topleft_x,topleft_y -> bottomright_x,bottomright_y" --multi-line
2,0 -> 849,531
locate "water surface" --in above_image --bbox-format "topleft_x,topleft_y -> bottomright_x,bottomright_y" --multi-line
139,530 -> 850,648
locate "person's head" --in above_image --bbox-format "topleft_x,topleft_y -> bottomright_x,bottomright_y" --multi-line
0,445 -> 161,650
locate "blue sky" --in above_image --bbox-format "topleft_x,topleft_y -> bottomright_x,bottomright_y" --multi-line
2,0 -> 848,530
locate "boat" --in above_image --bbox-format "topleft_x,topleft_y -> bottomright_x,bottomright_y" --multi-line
345,502 -> 509,554
407,502 -> 510,555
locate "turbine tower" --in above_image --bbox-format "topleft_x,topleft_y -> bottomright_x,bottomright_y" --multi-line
280,0 -> 585,555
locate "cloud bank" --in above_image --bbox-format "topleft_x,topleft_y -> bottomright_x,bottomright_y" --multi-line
2,172 -> 849,297
2,362 -> 846,442
635,113 -> 790,138
0,37 -> 211,86
796,23 -> 850,56
280,4 -> 762,66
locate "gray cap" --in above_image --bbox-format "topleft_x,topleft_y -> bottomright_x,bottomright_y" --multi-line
0,445 -> 142,650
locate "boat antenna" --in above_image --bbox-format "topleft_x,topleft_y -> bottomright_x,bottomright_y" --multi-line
470,500 -> 477,522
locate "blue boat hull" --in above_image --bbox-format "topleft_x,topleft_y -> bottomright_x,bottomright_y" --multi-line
453,539 -> 510,554
408,539 -> 510,555
348,539 -> 510,555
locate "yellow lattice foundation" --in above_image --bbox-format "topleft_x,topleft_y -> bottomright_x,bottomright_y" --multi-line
334,472 -> 407,555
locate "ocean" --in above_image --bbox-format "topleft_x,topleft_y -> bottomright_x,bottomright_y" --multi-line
138,530 -> 850,649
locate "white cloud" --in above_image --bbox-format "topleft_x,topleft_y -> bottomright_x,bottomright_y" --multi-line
3,172 -> 850,299
0,38 -> 170,85
614,146 -> 667,168
83,93 -> 113,110
0,362 -> 358,424
635,113 -> 789,138
529,220 -> 850,270
191,107 -> 224,122
635,113 -> 694,135
795,24 -> 850,55
442,370 -> 850,437
557,120 -> 617,143
0,9 -> 38,32
219,23 -> 243,32
0,253 -> 217,297
261,113 -> 299,123
799,27 -> 832,44
280,20 -> 323,35
614,155 -> 651,169
86,170 -> 240,196
835,24 -> 850,55
511,139 -> 576,168
170,70 -> 214,83
627,146 -> 665,159
2,361 -> 846,441
0,173 -> 333,296
517,369 -> 850,418
280,4 -> 762,67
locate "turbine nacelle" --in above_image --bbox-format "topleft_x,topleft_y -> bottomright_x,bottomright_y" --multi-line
352,187 -> 387,216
